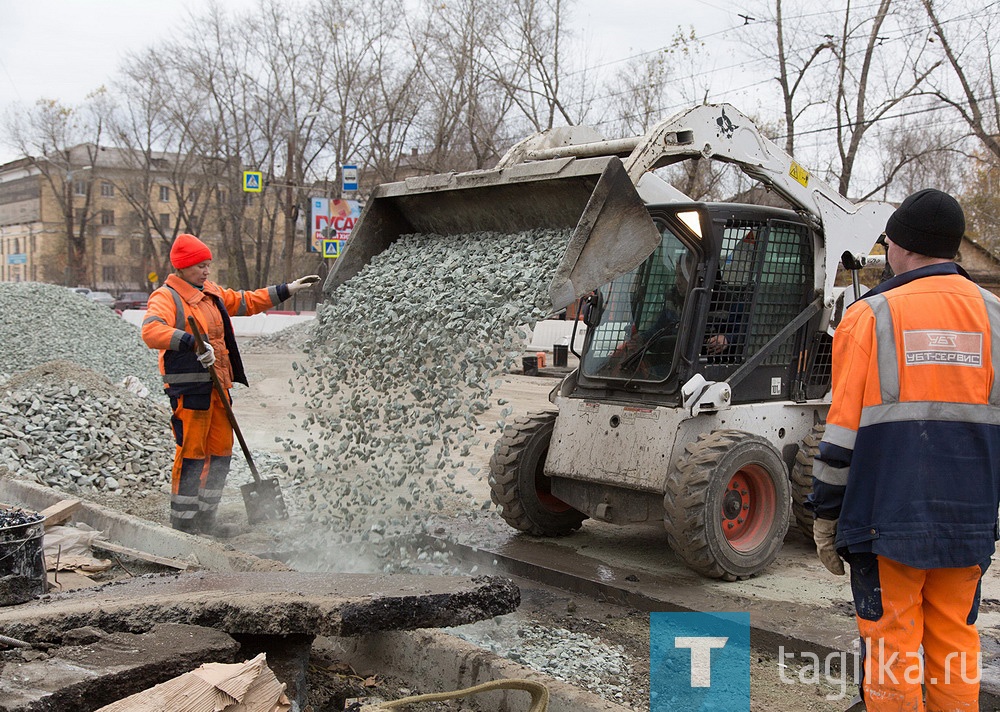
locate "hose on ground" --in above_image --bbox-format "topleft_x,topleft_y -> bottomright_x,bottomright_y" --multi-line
360,678 -> 549,711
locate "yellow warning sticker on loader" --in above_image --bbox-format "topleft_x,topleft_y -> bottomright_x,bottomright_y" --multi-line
789,161 -> 809,187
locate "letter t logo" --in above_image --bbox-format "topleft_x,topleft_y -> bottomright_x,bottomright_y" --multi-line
674,636 -> 728,687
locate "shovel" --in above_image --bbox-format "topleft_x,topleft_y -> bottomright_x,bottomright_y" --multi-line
187,316 -> 289,524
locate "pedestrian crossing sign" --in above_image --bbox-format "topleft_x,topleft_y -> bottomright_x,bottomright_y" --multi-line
242,171 -> 263,193
322,239 -> 341,258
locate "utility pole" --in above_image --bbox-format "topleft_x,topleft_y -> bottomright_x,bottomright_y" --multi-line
283,129 -> 298,284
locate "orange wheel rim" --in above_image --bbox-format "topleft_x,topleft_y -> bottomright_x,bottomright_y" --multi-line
720,464 -> 776,552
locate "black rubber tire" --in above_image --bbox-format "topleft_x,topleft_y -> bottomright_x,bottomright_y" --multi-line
663,430 -> 790,581
790,423 -> 826,539
489,411 -> 586,536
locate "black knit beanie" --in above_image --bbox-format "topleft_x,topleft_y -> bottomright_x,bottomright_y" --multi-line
884,189 -> 965,258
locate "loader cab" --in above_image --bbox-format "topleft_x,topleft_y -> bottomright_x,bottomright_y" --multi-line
575,203 -> 817,405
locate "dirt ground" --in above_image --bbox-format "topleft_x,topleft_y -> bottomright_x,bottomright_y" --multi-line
230,346 -> 857,711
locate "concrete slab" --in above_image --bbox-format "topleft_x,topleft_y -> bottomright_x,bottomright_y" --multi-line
0,623 -> 239,712
0,571 -> 520,642
0,476 -> 285,574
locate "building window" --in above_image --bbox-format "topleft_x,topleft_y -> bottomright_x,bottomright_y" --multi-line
101,238 -> 115,255
101,182 -> 115,197
30,235 -> 36,252
74,208 -> 87,221
159,186 -> 170,202
73,181 -> 87,196
101,210 -> 115,226
12,238 -> 19,253
243,193 -> 254,207
159,213 -> 171,232
102,266 -> 116,282
130,238 -> 141,256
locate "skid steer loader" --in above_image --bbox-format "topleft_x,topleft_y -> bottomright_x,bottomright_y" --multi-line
324,103 -> 893,580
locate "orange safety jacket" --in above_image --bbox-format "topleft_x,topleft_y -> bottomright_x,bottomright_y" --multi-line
811,263 -> 1000,568
141,274 -> 287,395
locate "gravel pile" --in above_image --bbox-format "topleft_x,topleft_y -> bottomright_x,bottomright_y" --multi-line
0,361 -> 173,504
279,229 -> 568,569
448,620 -> 636,704
0,283 -> 161,395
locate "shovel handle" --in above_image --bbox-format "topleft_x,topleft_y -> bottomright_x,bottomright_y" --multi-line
187,316 -> 262,483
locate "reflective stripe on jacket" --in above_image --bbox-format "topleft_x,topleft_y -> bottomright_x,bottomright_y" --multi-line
813,263 -> 1000,568
141,274 -> 287,396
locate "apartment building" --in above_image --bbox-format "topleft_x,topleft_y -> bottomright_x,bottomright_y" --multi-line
0,144 -> 316,293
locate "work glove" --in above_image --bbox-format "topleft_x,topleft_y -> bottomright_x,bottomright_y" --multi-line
288,274 -> 321,295
812,517 -> 845,575
196,341 -> 216,369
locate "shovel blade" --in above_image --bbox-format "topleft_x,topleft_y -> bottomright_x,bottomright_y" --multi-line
240,478 -> 289,524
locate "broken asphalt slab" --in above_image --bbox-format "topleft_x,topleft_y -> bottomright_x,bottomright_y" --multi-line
0,623 -> 239,712
0,571 -> 520,641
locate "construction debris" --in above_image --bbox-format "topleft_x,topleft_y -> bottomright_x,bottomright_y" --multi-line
95,652 -> 290,712
0,623 -> 241,712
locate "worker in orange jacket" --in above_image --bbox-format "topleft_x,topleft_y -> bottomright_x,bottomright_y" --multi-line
141,233 -> 319,535
810,190 -> 1000,711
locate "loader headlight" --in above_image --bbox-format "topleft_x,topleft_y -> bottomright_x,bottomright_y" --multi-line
677,210 -> 703,238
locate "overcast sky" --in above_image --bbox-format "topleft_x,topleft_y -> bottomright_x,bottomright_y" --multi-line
0,0 -> 746,164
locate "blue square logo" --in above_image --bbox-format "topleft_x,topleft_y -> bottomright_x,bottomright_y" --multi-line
650,612 -> 750,711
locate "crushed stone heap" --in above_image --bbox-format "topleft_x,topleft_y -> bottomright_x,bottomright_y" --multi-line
281,229 -> 568,568
0,361 -> 172,506
0,282 -> 161,394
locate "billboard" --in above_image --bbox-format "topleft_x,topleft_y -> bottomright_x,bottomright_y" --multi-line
310,197 -> 361,255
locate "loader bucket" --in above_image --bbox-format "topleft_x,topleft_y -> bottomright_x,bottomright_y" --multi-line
324,156 -> 661,312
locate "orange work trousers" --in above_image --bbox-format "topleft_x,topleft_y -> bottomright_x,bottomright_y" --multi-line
852,554 -> 985,712
168,389 -> 234,531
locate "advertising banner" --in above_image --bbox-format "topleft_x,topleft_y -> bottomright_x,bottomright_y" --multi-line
310,197 -> 361,255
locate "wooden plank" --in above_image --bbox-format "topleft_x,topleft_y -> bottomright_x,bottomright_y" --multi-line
40,499 -> 82,527
47,570 -> 100,592
92,540 -> 191,571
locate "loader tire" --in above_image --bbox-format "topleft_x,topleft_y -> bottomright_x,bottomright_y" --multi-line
489,411 -> 586,536
790,423 -> 825,539
663,430 -> 790,581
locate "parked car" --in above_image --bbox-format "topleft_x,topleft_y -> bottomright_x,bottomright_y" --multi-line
70,287 -> 91,296
86,291 -> 116,308
114,291 -> 150,311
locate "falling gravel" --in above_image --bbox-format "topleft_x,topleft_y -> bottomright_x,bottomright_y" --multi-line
0,283 -> 161,395
279,229 -> 568,569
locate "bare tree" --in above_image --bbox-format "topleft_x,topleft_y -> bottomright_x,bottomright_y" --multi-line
409,0 -> 513,171
601,27 -> 702,138
921,0 -> 1000,162
3,96 -> 108,286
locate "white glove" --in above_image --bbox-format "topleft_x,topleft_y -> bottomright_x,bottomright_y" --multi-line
812,517 -> 845,575
196,341 -> 216,368
288,274 -> 321,295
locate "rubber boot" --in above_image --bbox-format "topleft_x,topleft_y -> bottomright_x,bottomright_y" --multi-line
195,510 -> 239,539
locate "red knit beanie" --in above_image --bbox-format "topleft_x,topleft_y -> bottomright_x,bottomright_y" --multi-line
170,234 -> 213,269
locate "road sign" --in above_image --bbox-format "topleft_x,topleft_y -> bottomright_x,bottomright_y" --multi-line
242,171 -> 263,193
341,164 -> 358,193
147,271 -> 159,283
322,239 -> 341,259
